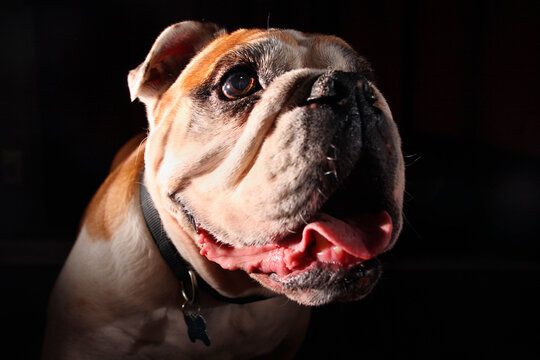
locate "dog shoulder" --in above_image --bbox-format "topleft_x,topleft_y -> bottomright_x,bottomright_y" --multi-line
83,135 -> 147,241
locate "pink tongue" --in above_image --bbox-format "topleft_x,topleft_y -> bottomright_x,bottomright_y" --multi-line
199,211 -> 393,277
304,211 -> 393,260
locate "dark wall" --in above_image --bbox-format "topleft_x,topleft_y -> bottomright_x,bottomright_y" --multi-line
1,0 -> 538,358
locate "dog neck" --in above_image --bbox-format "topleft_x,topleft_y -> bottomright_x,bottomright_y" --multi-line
139,172 -> 273,305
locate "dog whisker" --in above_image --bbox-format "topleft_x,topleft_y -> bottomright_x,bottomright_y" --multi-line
324,169 -> 339,181
402,212 -> 421,240
404,153 -> 422,167
403,189 -> 415,202
328,144 -> 339,160
317,187 -> 328,200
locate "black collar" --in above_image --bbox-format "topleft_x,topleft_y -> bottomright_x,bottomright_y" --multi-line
139,173 -> 271,305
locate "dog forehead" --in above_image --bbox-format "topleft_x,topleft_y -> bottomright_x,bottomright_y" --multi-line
275,29 -> 359,70
211,28 -> 355,61
225,28 -> 357,70
276,28 -> 352,49
178,28 -> 357,90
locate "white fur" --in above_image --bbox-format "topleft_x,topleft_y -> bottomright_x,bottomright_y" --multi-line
43,192 -> 309,359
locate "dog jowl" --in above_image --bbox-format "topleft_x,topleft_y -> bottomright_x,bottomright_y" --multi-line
43,21 -> 405,359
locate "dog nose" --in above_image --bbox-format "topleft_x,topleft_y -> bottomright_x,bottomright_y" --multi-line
307,71 -> 376,105
307,71 -> 349,104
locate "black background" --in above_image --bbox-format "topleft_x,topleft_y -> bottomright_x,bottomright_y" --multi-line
1,0 -> 538,358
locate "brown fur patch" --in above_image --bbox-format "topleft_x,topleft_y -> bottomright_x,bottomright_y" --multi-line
175,29 -> 267,93
110,133 -> 147,171
84,136 -> 146,240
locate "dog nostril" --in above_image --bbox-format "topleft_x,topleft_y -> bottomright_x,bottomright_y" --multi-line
307,73 -> 348,104
362,81 -> 377,105
307,79 -> 337,103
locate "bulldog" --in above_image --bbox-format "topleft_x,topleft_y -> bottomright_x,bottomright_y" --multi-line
42,21 -> 405,359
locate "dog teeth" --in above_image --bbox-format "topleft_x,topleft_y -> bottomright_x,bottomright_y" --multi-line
333,246 -> 343,254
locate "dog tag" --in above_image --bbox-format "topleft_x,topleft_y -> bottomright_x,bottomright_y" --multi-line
182,304 -> 211,346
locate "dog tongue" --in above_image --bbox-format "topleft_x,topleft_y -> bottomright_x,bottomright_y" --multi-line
305,212 -> 393,260
199,211 -> 392,278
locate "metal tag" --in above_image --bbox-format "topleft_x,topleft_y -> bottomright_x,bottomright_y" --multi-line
180,269 -> 210,346
182,303 -> 211,346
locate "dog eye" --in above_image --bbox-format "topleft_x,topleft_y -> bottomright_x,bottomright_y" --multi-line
221,70 -> 259,100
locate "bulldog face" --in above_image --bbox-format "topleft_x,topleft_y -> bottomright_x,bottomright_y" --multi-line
129,21 -> 405,305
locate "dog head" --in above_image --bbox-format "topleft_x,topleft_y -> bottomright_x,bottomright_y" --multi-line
129,21 -> 405,306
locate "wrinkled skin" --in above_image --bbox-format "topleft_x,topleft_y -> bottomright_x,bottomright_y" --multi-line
131,23 -> 405,305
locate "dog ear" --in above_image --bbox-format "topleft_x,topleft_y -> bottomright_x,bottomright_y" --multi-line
128,21 -> 224,105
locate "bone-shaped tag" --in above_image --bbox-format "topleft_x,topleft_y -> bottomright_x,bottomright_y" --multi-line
182,306 -> 211,346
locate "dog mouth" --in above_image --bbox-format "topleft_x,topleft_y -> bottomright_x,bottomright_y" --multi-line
197,210 -> 392,279
191,201 -> 392,303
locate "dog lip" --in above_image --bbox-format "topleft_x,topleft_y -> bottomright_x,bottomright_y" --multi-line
276,257 -> 381,289
260,257 -> 382,304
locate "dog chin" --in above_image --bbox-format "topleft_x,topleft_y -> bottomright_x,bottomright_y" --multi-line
250,260 -> 382,306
